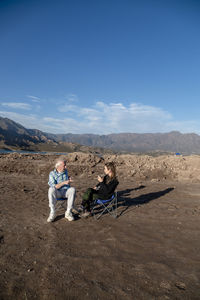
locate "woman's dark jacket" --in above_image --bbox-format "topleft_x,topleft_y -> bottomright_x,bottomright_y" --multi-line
96,175 -> 119,199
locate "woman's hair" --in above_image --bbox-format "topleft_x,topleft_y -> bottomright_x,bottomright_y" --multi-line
105,162 -> 116,179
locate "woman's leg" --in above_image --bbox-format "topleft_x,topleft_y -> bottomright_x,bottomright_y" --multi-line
82,188 -> 97,212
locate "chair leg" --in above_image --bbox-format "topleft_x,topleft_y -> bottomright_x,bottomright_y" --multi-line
92,193 -> 118,220
114,192 -> 118,218
55,199 -> 67,213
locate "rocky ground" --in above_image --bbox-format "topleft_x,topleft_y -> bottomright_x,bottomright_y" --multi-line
0,152 -> 200,299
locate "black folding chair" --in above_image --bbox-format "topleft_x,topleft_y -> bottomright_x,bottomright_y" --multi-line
91,191 -> 118,220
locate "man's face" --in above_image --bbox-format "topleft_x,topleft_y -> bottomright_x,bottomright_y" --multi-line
57,161 -> 66,172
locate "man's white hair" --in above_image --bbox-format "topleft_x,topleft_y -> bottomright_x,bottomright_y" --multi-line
55,158 -> 66,168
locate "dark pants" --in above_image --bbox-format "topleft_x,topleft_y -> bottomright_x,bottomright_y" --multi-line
81,188 -> 99,212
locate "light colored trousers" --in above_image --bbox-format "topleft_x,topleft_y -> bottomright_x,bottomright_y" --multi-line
48,186 -> 76,214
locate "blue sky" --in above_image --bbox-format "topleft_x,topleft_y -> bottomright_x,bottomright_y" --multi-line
0,0 -> 200,134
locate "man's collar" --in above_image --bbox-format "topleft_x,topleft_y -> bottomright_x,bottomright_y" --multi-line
55,168 -> 65,174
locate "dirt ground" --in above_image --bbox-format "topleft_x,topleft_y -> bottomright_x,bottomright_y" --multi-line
0,153 -> 200,300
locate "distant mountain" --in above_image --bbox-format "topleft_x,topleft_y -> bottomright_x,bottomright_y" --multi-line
0,117 -> 51,146
0,117 -> 112,154
45,131 -> 200,154
1,116 -> 200,154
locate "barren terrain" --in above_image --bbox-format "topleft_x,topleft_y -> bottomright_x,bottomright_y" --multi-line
0,152 -> 200,299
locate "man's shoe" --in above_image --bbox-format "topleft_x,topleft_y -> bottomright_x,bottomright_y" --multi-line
81,211 -> 91,218
47,213 -> 56,222
65,212 -> 74,221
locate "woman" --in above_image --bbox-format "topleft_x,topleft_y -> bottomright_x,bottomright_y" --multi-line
81,162 -> 119,217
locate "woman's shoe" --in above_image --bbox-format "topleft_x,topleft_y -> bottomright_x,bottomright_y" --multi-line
75,205 -> 84,214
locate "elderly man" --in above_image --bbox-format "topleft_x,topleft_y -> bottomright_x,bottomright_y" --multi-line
47,158 -> 76,222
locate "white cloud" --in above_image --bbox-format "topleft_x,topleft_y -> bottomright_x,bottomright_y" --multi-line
26,95 -> 40,102
68,101 -> 172,134
58,104 -> 78,113
55,101 -> 194,134
1,102 -> 32,110
1,101 -> 200,135
41,101 -> 200,134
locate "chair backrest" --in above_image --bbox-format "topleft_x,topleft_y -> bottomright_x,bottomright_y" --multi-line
55,198 -> 67,212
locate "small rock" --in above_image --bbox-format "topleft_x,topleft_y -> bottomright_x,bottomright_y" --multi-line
27,268 -> 34,272
175,282 -> 186,290
160,281 -> 171,290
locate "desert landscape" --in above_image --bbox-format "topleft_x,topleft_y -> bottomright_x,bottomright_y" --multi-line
0,152 -> 200,299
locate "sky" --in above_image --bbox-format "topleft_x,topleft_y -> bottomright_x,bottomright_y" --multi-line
0,0 -> 200,135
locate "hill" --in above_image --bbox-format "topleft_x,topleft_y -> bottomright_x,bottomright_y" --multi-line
46,131 -> 200,154
0,117 -> 113,154
1,116 -> 200,154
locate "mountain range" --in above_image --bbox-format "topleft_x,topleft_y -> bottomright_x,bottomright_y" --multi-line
0,116 -> 200,154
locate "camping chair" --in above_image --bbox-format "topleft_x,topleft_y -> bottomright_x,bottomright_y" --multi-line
55,197 -> 67,213
91,191 -> 118,220
55,198 -> 79,215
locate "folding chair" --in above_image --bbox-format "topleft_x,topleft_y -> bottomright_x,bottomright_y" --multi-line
91,191 -> 118,220
55,198 -> 67,213
55,198 -> 79,215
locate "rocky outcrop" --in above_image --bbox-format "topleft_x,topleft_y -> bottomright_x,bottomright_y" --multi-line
1,152 -> 200,183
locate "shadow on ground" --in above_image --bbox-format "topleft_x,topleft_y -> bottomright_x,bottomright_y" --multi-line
118,186 -> 174,217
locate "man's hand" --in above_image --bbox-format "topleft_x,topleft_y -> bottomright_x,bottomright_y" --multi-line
68,176 -> 73,183
64,178 -> 72,185
55,178 -> 73,189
